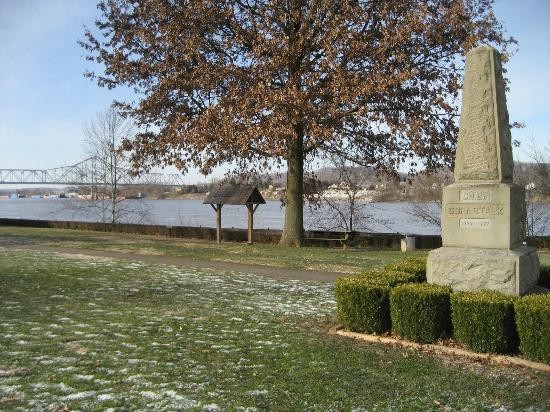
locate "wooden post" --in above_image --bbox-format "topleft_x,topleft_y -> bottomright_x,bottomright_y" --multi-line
247,204 -> 253,244
247,204 -> 260,244
216,204 -> 222,243
210,204 -> 223,243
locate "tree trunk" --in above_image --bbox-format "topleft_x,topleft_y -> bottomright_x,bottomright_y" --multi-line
349,196 -> 354,232
280,130 -> 304,247
111,154 -> 117,224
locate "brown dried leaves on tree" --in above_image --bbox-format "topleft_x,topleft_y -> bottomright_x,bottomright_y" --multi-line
81,0 -> 514,246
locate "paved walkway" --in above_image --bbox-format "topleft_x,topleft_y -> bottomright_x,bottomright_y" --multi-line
4,244 -> 343,283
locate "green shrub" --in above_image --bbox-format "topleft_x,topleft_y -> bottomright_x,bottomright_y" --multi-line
451,291 -> 518,354
514,294 -> 550,364
538,265 -> 550,289
384,256 -> 427,283
336,267 -> 423,335
390,283 -> 452,343
335,276 -> 391,334
361,269 -> 420,287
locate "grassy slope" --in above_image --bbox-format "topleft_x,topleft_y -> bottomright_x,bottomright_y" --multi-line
1,249 -> 548,410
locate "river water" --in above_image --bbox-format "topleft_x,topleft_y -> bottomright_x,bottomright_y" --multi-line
0,198 -> 444,235
1,198 -> 549,235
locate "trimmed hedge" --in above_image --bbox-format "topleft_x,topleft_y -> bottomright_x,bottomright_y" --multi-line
335,276 -> 391,333
538,265 -> 550,289
384,256 -> 427,283
336,269 -> 420,334
390,283 -> 452,343
451,291 -> 518,354
515,294 -> 550,364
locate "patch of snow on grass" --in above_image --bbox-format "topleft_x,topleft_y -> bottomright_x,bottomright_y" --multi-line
62,390 -> 96,400
247,389 -> 269,396
0,249 -> 341,410
57,366 -> 77,372
73,374 -> 95,382
0,384 -> 21,394
140,390 -> 160,400
39,359 -> 55,365
50,382 -> 75,393
97,393 -> 115,401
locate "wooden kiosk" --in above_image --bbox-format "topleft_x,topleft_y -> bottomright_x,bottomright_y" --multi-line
203,185 -> 266,244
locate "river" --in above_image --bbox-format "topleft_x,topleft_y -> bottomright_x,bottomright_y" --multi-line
0,198 -> 444,235
1,198 -> 548,235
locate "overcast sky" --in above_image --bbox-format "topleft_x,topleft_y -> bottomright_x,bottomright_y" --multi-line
0,0 -> 549,184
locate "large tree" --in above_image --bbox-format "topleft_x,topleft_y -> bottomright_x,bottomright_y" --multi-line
82,0 -> 512,246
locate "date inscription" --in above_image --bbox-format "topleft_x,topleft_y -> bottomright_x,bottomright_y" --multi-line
459,218 -> 492,229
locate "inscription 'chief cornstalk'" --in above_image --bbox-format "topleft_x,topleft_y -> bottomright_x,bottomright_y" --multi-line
446,203 -> 504,217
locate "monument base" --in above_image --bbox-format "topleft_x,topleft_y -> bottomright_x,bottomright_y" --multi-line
427,245 -> 540,296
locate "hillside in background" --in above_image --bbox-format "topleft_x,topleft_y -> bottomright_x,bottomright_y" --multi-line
1,161 -> 547,203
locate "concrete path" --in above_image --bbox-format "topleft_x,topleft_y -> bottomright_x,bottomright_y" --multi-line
4,244 -> 344,283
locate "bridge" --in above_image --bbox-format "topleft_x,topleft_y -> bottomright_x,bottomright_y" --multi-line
0,157 -> 185,186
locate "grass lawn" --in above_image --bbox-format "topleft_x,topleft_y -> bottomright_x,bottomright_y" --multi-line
1,249 -> 549,410
0,226 -> 433,274
1,226 -> 549,274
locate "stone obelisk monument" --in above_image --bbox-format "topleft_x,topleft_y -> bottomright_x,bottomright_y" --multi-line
427,45 -> 540,296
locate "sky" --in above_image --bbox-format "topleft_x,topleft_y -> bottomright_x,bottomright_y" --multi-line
0,0 -> 549,185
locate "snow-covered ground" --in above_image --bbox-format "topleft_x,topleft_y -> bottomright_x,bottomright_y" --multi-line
0,249 -> 335,410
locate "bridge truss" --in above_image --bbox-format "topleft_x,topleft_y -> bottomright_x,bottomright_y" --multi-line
0,157 -> 185,186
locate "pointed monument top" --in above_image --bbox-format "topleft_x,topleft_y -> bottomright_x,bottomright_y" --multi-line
471,44 -> 495,51
454,45 -> 514,183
